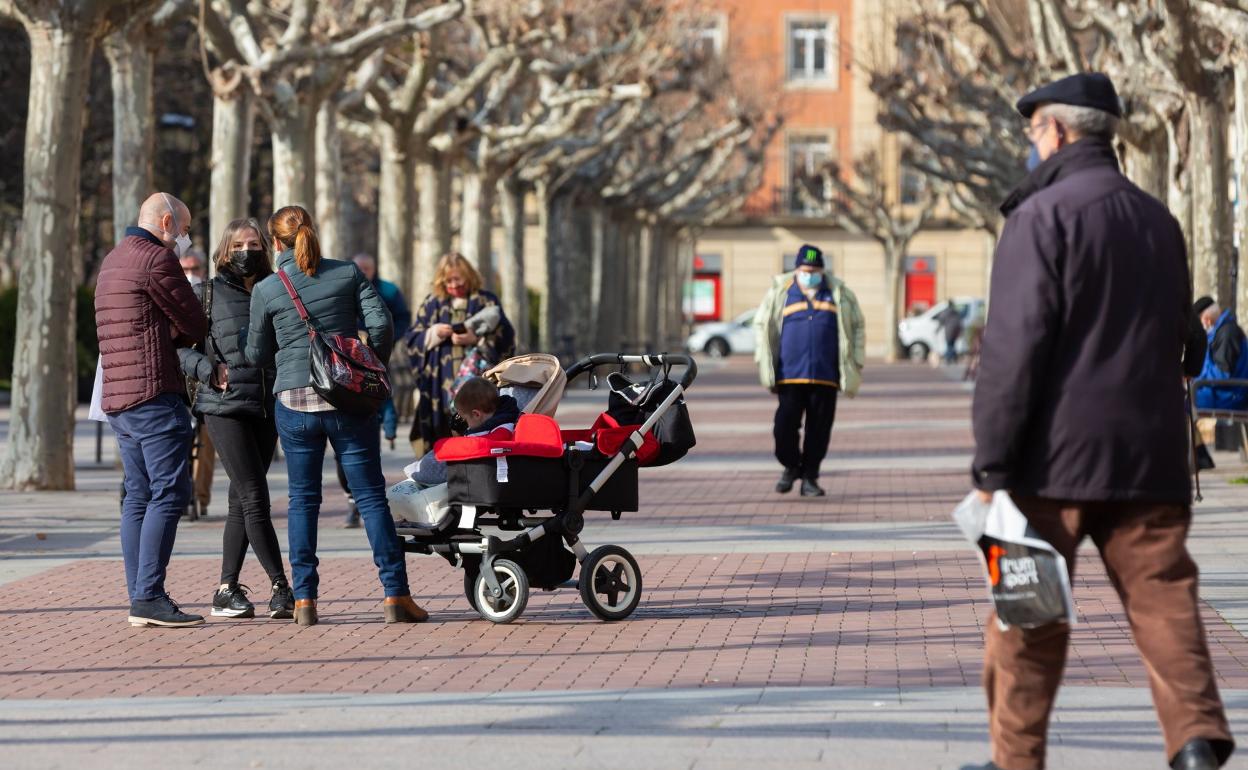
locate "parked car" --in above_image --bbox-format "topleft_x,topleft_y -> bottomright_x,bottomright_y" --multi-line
897,297 -> 985,361
686,309 -> 757,358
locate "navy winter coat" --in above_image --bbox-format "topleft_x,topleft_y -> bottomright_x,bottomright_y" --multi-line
245,249 -> 393,396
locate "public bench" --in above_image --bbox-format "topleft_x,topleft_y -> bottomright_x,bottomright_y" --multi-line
1193,378 -> 1248,461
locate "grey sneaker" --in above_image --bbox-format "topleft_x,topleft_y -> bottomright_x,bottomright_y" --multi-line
775,468 -> 799,494
800,478 -> 826,497
343,499 -> 361,528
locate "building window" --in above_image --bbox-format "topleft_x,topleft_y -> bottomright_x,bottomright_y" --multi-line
690,14 -> 727,59
900,169 -> 927,205
786,17 -> 839,86
787,133 -> 833,215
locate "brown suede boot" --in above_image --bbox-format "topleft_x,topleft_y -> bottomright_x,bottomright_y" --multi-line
383,595 -> 429,623
294,599 -> 317,626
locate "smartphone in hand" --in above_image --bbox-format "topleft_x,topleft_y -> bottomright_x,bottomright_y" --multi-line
451,322 -> 467,334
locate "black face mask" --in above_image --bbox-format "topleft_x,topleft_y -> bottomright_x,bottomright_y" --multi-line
229,249 -> 267,277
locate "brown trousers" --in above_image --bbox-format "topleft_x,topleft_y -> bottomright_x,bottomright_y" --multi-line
192,422 -> 215,507
984,497 -> 1234,770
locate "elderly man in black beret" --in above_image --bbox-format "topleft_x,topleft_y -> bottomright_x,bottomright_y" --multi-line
964,73 -> 1234,770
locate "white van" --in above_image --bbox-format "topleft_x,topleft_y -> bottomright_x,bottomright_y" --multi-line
897,298 -> 985,361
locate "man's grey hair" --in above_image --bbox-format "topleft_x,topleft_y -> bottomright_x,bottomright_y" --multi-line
1037,103 -> 1119,139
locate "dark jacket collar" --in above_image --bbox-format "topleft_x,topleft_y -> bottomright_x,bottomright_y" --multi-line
1000,137 -> 1121,217
125,226 -> 166,249
216,266 -> 253,293
473,395 -> 521,434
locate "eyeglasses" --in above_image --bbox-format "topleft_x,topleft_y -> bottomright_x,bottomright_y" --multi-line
1023,117 -> 1059,143
1023,117 -> 1063,144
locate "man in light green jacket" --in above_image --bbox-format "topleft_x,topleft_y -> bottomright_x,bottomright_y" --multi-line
753,245 -> 865,496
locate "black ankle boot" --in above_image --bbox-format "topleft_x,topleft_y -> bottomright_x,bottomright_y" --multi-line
1171,739 -> 1219,770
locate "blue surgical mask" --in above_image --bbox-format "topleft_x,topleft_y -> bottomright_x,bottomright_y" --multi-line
796,272 -> 822,290
1026,145 -> 1042,172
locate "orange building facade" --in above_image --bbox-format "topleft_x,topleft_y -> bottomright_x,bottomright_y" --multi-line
690,0 -> 994,357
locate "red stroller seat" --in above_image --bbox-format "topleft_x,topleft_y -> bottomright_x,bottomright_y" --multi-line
437,413 -> 658,512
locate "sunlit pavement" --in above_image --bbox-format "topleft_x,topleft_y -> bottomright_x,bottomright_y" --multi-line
1,358 -> 1246,769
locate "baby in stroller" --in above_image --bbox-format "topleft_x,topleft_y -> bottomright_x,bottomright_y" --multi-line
391,378 -> 520,530
404,378 -> 520,486
389,356 -> 560,530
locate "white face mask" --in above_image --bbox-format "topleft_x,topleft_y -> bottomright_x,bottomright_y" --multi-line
173,233 -> 192,259
162,194 -> 192,258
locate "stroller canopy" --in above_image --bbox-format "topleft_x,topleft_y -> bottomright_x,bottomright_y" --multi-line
485,353 -> 566,418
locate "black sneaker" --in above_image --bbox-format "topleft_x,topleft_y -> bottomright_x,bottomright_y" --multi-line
129,594 -> 205,627
211,584 -> 255,618
775,468 -> 799,494
269,580 -> 295,619
800,478 -> 826,497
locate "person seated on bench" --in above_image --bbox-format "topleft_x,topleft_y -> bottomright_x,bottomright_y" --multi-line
403,377 -> 521,488
1195,300 -> 1248,411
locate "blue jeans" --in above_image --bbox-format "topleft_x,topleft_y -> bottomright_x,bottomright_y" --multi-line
111,393 -> 194,602
379,398 -> 398,440
275,402 -> 410,601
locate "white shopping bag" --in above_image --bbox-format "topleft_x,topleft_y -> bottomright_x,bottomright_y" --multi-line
952,490 -> 1076,629
88,357 -> 109,423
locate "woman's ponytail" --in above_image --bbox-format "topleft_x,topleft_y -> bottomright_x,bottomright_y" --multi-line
294,223 -> 321,277
268,206 -> 321,277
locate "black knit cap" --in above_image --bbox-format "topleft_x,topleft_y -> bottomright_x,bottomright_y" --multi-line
795,244 -> 824,270
1017,72 -> 1122,119
1193,296 -> 1215,316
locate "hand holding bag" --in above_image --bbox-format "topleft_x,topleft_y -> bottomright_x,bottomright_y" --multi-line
276,269 -> 391,414
952,490 -> 1076,629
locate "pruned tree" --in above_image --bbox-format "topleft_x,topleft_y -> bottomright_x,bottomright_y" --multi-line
453,13 -> 658,347
198,0 -> 464,237
798,152 -> 938,362
873,0 -> 1248,308
349,4 -> 542,299
0,0 -> 164,490
104,0 -> 194,244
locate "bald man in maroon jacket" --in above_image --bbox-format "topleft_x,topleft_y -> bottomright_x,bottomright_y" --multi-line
96,193 -> 208,628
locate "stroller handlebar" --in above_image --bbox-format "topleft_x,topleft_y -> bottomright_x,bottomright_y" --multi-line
565,352 -> 698,391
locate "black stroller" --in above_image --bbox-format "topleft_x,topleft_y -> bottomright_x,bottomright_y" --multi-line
391,352 -> 697,623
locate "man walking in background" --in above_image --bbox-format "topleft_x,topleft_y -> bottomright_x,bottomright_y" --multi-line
352,252 -> 411,447
96,193 -> 208,628
935,299 -> 964,364
965,73 -> 1233,770
753,244 -> 864,498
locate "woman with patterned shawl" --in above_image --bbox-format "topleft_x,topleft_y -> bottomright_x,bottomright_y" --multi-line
405,253 -> 515,456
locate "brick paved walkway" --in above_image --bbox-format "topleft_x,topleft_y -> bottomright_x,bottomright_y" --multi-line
2,357 -> 1246,769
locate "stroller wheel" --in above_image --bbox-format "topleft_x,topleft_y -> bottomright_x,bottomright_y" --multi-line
579,545 -> 642,621
473,559 -> 529,624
